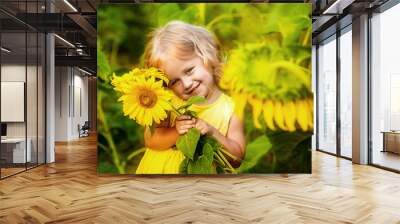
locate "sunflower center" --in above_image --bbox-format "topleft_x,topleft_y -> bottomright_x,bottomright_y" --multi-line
138,89 -> 157,108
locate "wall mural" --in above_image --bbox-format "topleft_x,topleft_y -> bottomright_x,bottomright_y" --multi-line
97,3 -> 312,174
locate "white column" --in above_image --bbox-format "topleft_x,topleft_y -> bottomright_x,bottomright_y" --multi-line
312,45 -> 317,151
46,1 -> 55,163
46,33 -> 55,163
352,14 -> 369,164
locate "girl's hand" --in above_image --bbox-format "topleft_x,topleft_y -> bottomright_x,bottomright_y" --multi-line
175,115 -> 196,135
195,119 -> 215,135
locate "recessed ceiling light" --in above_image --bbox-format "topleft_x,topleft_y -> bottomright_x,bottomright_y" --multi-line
322,0 -> 355,15
1,47 -> 11,53
63,0 -> 78,12
54,34 -> 75,48
78,67 -> 92,76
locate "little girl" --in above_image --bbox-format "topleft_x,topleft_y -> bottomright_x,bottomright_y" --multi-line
136,21 -> 245,174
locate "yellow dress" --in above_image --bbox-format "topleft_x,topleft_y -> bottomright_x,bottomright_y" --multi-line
135,93 -> 234,174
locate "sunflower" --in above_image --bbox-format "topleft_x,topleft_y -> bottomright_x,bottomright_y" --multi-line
111,67 -> 169,93
141,67 -> 169,85
112,69 -> 173,127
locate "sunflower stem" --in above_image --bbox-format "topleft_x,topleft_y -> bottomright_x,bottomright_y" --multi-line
213,152 -> 226,167
171,105 -> 183,116
98,142 -> 111,154
110,41 -> 119,67
127,148 -> 146,161
217,150 -> 237,174
214,151 -> 231,173
98,93 -> 125,174
219,147 -> 241,162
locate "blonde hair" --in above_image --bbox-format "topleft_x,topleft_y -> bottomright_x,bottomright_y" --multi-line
144,21 -> 223,83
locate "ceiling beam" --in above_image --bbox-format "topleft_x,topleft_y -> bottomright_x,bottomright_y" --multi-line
55,55 -> 96,72
322,0 -> 356,14
67,13 -> 97,46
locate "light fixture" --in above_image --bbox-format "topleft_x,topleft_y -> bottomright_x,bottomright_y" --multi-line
78,67 -> 93,76
1,47 -> 11,53
54,34 -> 75,48
76,48 -> 86,56
322,0 -> 354,15
63,0 -> 78,12
323,0 -> 341,14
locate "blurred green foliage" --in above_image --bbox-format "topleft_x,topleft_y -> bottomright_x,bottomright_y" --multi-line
97,3 -> 312,174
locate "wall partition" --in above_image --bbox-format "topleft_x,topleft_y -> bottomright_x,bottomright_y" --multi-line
0,2 -> 46,179
1,30 -> 28,178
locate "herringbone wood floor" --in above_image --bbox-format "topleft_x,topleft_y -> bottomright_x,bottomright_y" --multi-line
1,135 -> 400,224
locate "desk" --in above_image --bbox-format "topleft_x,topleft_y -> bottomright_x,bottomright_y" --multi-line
382,131 -> 400,154
1,138 -> 31,163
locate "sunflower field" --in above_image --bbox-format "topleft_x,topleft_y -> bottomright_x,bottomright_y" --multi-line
97,3 -> 312,174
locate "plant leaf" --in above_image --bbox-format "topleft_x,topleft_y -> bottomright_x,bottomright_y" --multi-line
97,42 -> 111,82
198,136 -> 220,152
184,110 -> 198,117
187,143 -> 215,174
186,96 -> 206,105
176,128 -> 201,160
177,96 -> 206,114
179,157 -> 189,174
238,135 -> 272,173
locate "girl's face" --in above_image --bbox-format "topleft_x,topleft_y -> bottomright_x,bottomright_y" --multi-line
162,55 -> 216,101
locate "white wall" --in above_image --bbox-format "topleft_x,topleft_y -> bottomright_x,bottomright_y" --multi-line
55,67 -> 89,141
55,66 -> 69,141
72,72 -> 89,138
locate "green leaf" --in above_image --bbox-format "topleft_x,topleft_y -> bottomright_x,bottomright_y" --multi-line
97,161 -> 119,174
157,4 -> 181,26
216,166 -> 225,174
177,96 -> 205,115
246,132 -> 311,173
238,135 -> 272,173
176,128 -> 201,160
179,158 -> 189,174
184,110 -> 197,117
97,42 -> 111,82
186,96 -> 206,105
187,143 -> 215,174
198,136 -> 220,152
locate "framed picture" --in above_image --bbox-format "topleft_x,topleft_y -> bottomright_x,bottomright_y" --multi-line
97,3 -> 312,175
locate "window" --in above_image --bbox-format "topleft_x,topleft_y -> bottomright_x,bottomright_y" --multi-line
371,3 -> 400,171
339,27 -> 352,158
317,36 -> 337,154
